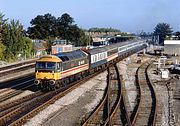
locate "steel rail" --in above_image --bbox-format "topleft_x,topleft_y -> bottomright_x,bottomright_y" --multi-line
0,81 -> 35,103
103,64 -> 131,126
0,63 -> 35,78
146,63 -> 158,126
131,62 -> 157,126
0,59 -> 36,71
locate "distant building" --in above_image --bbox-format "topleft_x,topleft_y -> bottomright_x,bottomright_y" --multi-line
164,40 -> 180,55
92,35 -> 112,47
51,39 -> 68,45
85,31 -> 120,38
51,44 -> 73,54
92,41 -> 109,47
109,36 -> 135,44
92,35 -> 112,42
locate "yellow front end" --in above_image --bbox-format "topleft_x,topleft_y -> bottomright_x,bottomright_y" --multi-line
36,72 -> 61,81
34,55 -> 62,90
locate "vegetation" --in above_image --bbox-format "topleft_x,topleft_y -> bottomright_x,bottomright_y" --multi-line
0,13 -> 33,62
174,31 -> 180,40
27,13 -> 91,47
88,27 -> 120,33
153,23 -> 173,44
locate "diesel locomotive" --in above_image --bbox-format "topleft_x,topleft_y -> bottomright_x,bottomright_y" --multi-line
34,40 -> 147,90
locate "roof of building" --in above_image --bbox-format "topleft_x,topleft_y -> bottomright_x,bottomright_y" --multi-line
164,40 -> 180,44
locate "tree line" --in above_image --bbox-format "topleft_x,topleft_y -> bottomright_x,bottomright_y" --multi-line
0,13 -> 33,62
87,27 -> 121,33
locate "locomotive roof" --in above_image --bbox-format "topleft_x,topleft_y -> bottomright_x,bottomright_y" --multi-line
37,55 -> 61,62
55,49 -> 87,62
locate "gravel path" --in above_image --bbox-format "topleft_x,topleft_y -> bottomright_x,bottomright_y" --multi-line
24,71 -> 107,126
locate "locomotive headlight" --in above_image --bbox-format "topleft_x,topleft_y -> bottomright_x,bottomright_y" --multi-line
34,80 -> 40,85
49,80 -> 55,85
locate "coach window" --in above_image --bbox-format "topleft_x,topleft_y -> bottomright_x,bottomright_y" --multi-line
93,55 -> 96,62
105,52 -> 107,58
97,54 -> 99,61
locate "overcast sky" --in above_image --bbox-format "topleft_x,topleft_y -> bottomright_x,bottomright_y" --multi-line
1,0 -> 180,33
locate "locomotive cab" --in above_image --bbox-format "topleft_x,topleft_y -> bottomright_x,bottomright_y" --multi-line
34,55 -> 62,89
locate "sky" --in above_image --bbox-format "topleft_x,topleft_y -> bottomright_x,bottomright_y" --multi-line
0,0 -> 180,33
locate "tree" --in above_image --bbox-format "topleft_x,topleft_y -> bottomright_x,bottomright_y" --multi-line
0,13 -> 7,60
88,27 -> 121,33
0,13 -> 8,42
21,37 -> 33,58
27,13 -> 56,39
2,19 -> 33,61
56,13 -> 74,40
0,43 -> 6,60
0,13 -> 34,62
154,23 -> 173,45
2,20 -> 24,60
79,33 -> 92,46
58,13 -> 74,26
174,31 -> 180,40
28,13 -> 91,47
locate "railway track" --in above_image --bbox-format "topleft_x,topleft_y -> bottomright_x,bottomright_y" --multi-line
131,62 -> 157,125
0,65 -> 107,126
0,78 -> 34,94
0,79 -> 36,103
0,75 -> 34,88
0,59 -> 36,72
81,64 -> 131,126
0,59 -> 36,78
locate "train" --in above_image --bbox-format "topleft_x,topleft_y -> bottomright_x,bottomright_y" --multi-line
34,40 -> 147,90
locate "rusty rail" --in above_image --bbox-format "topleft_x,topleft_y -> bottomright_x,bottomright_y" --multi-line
131,62 -> 157,126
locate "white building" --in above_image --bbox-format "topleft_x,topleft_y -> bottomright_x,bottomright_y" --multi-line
164,40 -> 180,55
